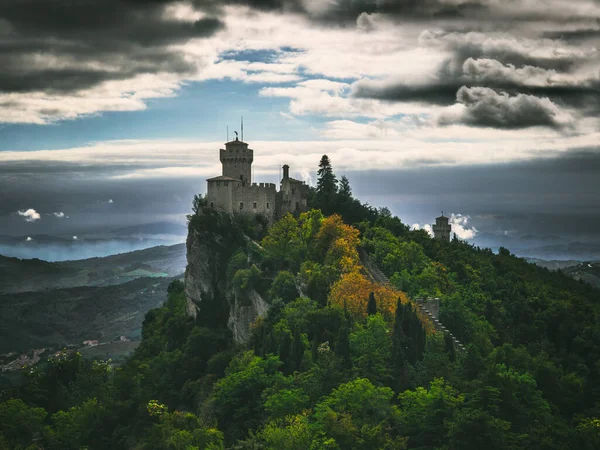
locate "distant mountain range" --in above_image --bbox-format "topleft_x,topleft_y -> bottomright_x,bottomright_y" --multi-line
0,243 -> 186,294
470,232 -> 600,261
110,221 -> 188,237
0,221 -> 188,261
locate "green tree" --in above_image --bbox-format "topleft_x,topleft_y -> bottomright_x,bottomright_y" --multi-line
312,378 -> 405,450
398,378 -> 465,449
210,352 -> 284,442
315,155 -> 338,215
350,314 -> 392,384
44,398 -> 106,450
270,271 -> 299,303
0,399 -> 46,449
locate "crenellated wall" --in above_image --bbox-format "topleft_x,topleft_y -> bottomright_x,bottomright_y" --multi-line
232,182 -> 277,220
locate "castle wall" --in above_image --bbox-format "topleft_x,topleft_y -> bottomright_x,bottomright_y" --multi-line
232,183 -> 277,221
207,180 -> 237,214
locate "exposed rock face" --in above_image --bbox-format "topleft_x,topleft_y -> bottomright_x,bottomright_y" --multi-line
227,288 -> 269,344
184,226 -> 227,321
184,207 -> 270,344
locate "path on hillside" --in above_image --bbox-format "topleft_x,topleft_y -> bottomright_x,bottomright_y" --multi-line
358,248 -> 466,355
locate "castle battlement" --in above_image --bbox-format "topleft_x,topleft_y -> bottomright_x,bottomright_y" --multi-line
250,182 -> 276,190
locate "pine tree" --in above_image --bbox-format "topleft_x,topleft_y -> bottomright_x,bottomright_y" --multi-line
367,292 -> 377,316
316,155 -> 338,214
338,175 -> 352,200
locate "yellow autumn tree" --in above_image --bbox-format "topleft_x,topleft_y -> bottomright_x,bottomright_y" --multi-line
329,270 -> 409,321
315,214 -> 361,274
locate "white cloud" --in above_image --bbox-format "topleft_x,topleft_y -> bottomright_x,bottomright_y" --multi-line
52,212 -> 66,218
73,236 -> 78,240
108,199 -> 114,204
412,223 -> 434,237
449,213 -> 478,239
0,119 -> 599,181
17,209 -> 41,222
26,236 -> 32,241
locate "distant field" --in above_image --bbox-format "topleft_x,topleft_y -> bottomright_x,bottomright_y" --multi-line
79,341 -> 141,360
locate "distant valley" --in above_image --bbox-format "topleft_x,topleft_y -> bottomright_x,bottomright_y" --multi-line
0,241 -> 186,354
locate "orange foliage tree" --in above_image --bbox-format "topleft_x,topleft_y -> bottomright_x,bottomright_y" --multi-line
323,215 -> 435,334
329,270 -> 408,321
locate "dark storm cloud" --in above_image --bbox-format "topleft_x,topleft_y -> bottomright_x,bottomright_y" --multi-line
199,0 -> 486,20
353,26 -> 600,128
0,0 -> 224,93
439,86 -> 572,130
353,29 -> 599,105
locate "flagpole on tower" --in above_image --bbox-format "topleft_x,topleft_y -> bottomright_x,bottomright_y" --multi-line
241,116 -> 244,141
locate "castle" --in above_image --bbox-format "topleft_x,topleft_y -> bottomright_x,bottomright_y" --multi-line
432,214 -> 452,242
206,137 -> 310,222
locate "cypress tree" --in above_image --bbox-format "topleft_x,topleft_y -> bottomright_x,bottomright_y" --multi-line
367,292 -> 377,316
444,331 -> 456,362
337,316 -> 352,368
291,328 -> 305,372
279,330 -> 292,373
416,321 -> 427,362
392,298 -> 408,389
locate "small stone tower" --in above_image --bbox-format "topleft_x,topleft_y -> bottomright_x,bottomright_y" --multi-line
220,137 -> 253,185
432,214 -> 452,242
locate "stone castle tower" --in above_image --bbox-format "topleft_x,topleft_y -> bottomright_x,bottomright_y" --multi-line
432,214 -> 452,242
206,137 -> 309,222
220,138 -> 253,185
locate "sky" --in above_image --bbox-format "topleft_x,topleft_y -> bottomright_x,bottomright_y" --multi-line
0,0 -> 599,255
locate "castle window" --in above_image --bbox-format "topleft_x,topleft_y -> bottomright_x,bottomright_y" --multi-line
224,181 -> 228,187
292,188 -> 295,195
210,202 -> 214,208
253,202 -> 257,209
240,202 -> 244,210
266,202 -> 270,209
216,181 -> 220,187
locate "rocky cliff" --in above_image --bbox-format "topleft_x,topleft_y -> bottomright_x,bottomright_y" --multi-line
184,206 -> 270,344
227,288 -> 270,344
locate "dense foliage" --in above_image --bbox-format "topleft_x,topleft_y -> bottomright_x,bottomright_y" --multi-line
1,156 -> 600,449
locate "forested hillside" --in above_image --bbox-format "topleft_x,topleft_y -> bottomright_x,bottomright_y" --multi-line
1,156 -> 599,450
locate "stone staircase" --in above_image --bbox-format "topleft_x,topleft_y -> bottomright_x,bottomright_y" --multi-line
358,248 -> 466,355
